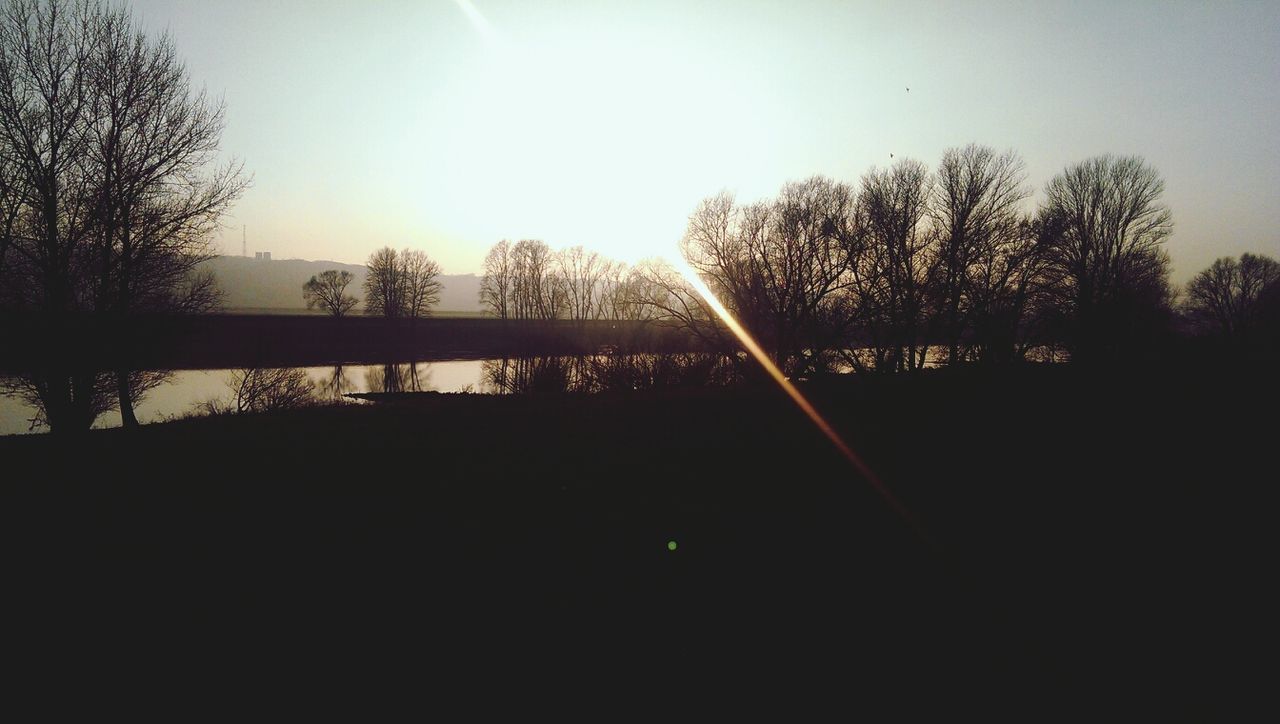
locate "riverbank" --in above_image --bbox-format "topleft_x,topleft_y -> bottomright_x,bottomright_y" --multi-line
1,365 -> 1267,716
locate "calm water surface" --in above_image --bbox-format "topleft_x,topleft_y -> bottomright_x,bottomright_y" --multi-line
0,360 -> 488,436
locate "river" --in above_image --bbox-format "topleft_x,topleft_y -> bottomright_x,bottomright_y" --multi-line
0,360 -> 489,435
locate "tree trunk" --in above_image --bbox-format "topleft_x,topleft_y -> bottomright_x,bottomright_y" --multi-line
117,368 -> 138,429
69,372 -> 96,433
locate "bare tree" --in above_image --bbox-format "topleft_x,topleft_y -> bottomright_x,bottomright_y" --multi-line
363,246 -> 441,319
82,4 -> 244,313
84,3 -> 243,427
484,238 -> 650,323
647,179 -> 860,375
929,145 -> 1031,364
303,270 -> 358,317
0,0 -> 245,431
0,145 -> 21,302
1185,253 -> 1280,340
855,159 -> 937,372
364,247 -> 404,318
750,176 -> 857,376
599,261 -> 654,321
557,245 -> 607,321
401,249 -> 442,318
679,192 -> 760,330
1038,155 -> 1174,360
632,257 -> 730,353
510,239 -> 563,319
964,217 -> 1048,363
1,367 -> 168,431
230,367 -> 316,413
480,239 -> 512,319
667,192 -> 776,366
0,0 -> 95,319
0,0 -> 96,432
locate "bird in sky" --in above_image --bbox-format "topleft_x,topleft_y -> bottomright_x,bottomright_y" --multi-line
890,153 -> 894,158
906,86 -> 910,92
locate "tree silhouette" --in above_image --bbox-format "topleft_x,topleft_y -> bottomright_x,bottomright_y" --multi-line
557,245 -> 609,321
929,145 -> 1032,364
854,159 -> 937,372
0,0 -> 246,431
481,238 -> 648,323
303,270 -> 359,317
230,367 -> 316,413
1038,155 -> 1174,361
364,247 -> 442,319
510,239 -> 564,319
631,257 -> 729,354
1185,253 -> 1280,342
480,240 -> 513,319
671,179 -> 861,376
1,368 -> 169,431
401,250 -> 442,318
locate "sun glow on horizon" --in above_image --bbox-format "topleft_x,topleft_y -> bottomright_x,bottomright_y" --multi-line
443,5 -> 921,530
431,3 -> 786,267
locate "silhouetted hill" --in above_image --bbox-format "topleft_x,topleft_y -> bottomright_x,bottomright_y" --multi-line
199,256 -> 483,313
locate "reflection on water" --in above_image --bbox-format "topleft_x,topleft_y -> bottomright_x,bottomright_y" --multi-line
0,369 -> 174,434
0,360 -> 489,435
0,353 -> 744,435
365,362 -> 432,394
316,365 -> 351,402
481,353 -> 738,394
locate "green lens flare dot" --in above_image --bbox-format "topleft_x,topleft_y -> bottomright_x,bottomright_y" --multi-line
667,540 -> 678,551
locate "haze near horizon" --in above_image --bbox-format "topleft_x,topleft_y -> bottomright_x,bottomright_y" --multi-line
129,0 -> 1280,281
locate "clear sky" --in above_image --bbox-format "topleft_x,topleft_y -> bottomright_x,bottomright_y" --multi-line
128,0 -> 1280,282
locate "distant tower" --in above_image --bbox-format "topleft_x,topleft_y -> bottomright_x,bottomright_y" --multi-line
242,225 -> 246,257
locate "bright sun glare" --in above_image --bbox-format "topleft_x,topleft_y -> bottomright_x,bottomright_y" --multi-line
434,2 -> 781,265
445,1 -> 920,535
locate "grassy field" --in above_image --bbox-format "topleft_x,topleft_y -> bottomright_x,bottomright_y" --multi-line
2,364 -> 1267,716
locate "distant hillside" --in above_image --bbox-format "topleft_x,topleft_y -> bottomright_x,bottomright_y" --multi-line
200,256 -> 483,314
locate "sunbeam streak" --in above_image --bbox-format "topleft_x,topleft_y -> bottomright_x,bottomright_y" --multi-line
451,0 -> 500,46
673,259 -> 928,541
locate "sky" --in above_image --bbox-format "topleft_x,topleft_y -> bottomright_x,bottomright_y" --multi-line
127,0 -> 1280,282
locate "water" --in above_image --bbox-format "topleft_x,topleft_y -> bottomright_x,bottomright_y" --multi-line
1,345 -> 1013,436
0,360 -> 488,436
0,351 -> 740,435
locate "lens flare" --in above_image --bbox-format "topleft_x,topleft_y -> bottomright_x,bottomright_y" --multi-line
672,258 -> 927,541
451,0 -> 500,47
453,0 -> 923,541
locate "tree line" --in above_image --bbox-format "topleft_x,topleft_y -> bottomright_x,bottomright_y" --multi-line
479,239 -> 651,322
480,146 -> 1279,375
302,246 -> 444,319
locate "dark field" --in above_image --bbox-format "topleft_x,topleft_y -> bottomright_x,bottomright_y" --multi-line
0,313 -> 696,371
2,365 -> 1268,717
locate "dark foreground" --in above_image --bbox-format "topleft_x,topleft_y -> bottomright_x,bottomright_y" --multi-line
2,365 -> 1268,717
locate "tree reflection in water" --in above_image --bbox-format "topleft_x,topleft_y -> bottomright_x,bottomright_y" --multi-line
365,361 -> 432,394
481,352 -> 738,395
